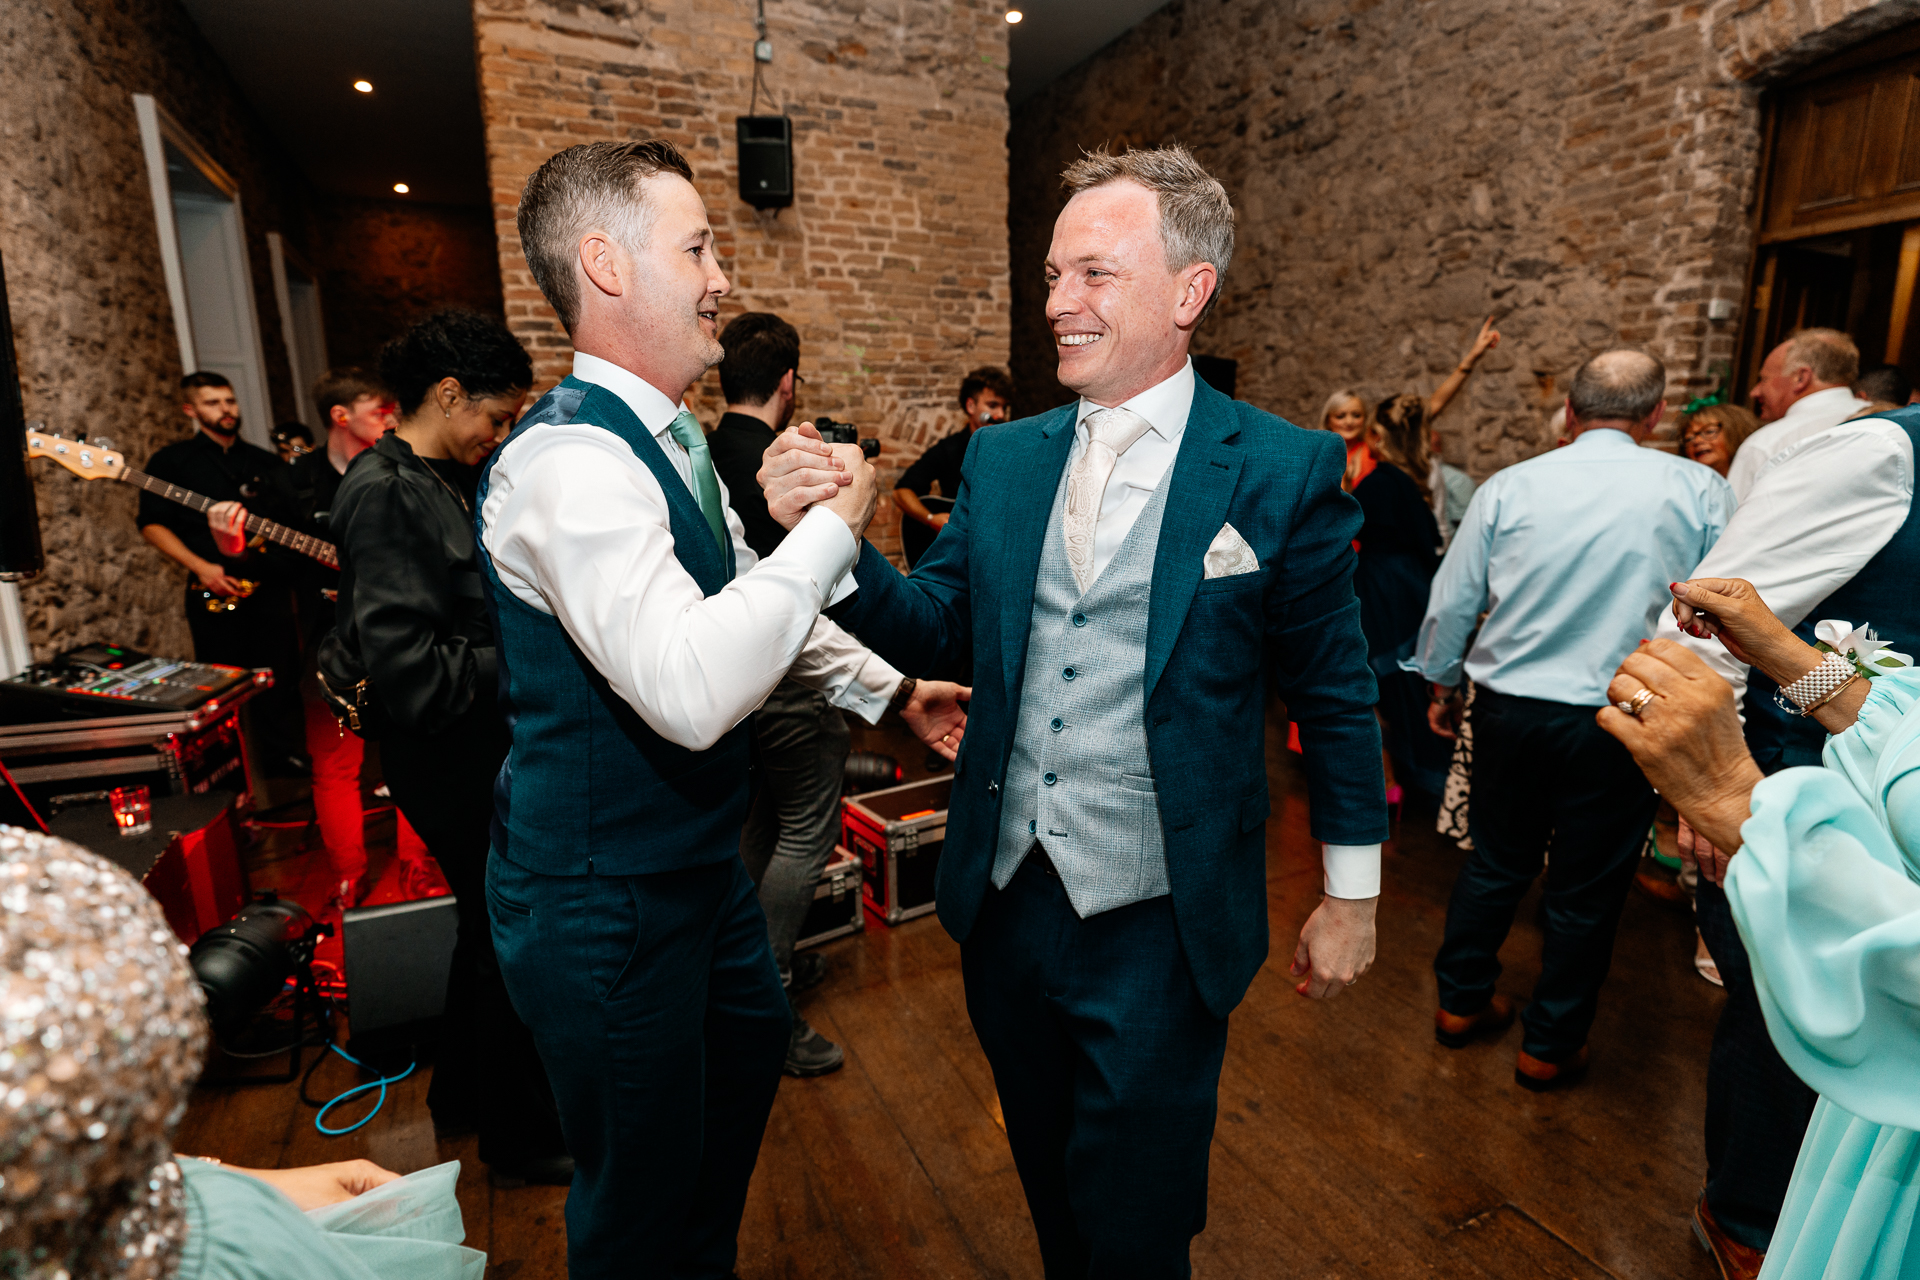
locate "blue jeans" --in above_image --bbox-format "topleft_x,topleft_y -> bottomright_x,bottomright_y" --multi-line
487,849 -> 790,1279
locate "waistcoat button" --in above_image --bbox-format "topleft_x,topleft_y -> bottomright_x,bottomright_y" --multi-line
1050,717 -> 1063,732
1072,612 -> 1087,627
1028,819 -> 1036,835
1062,666 -> 1076,681
1043,772 -> 1057,786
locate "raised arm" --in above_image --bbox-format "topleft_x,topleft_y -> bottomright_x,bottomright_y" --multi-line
1427,315 -> 1501,423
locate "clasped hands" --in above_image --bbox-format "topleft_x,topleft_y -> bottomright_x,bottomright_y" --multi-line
758,423 -> 968,758
757,421 -> 879,537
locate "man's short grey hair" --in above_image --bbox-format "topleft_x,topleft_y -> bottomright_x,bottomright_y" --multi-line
1781,327 -> 1860,388
1061,144 -> 1235,320
517,139 -> 695,335
1568,349 -> 1667,424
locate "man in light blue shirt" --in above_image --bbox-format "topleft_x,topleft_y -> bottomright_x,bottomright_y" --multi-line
1408,349 -> 1733,1091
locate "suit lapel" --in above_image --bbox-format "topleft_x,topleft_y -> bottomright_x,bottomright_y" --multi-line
1145,382 -> 1244,702
997,405 -> 1079,697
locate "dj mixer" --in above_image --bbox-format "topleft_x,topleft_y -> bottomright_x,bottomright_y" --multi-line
0,644 -> 259,722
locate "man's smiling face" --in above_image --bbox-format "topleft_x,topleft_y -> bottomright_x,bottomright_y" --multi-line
1044,180 -> 1195,408
631,172 -> 730,387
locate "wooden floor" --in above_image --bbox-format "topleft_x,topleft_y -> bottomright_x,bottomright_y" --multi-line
178,713 -> 1724,1279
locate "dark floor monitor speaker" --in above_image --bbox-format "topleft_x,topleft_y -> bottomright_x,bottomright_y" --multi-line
738,115 -> 793,210
341,895 -> 458,1051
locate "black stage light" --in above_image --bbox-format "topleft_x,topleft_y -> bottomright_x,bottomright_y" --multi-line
189,895 -> 328,1037
737,115 -> 794,210
844,751 -> 901,794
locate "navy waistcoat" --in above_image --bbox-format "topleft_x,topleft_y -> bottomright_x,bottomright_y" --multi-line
476,376 -> 749,875
1745,404 -> 1920,773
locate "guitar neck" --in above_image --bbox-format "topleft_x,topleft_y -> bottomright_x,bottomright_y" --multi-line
122,467 -> 339,569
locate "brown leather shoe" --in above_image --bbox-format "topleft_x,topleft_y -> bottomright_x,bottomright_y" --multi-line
1434,994 -> 1516,1048
1514,1045 -> 1589,1091
1693,1192 -> 1765,1280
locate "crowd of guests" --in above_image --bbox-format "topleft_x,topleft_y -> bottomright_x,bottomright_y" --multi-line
1325,322 -> 1918,1279
7,126 -> 1919,1280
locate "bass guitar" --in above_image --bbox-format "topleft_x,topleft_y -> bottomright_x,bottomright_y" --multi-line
27,428 -> 339,577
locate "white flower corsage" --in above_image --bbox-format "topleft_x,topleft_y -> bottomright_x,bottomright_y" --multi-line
1812,620 -> 1914,678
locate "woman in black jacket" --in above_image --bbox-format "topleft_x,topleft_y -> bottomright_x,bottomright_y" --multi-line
326,309 -> 568,1184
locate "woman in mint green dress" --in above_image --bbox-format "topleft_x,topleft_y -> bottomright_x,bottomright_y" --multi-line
0,826 -> 485,1280
1601,577 -> 1920,1279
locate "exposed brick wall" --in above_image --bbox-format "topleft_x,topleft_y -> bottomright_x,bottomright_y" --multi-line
1009,0 -> 1914,478
0,0 -> 320,659
314,198 -> 506,371
472,0 -> 1011,561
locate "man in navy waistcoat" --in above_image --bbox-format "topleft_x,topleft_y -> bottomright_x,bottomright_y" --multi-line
762,144 -> 1388,1278
476,140 -> 968,1279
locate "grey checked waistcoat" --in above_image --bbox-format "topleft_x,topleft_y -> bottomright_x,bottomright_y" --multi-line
993,465 -> 1171,917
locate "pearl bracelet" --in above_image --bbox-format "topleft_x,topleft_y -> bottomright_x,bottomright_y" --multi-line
1779,650 -> 1855,713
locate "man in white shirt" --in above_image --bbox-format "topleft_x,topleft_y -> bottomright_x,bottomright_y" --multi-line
475,140 -> 967,1280
1724,328 -> 1867,501
1655,397 -> 1917,1267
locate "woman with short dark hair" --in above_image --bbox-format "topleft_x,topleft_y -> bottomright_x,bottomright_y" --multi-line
323,309 -> 569,1186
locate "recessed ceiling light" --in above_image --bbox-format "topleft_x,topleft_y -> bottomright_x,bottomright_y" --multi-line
392,183 -> 410,194
353,80 -> 373,93
1005,9 -> 1022,22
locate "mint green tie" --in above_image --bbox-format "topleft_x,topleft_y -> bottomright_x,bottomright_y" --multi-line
666,410 -> 730,567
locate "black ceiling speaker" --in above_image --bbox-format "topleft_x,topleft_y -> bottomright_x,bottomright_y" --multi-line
737,115 -> 794,210
0,252 -> 44,583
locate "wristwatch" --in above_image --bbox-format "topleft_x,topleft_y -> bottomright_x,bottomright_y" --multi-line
888,676 -> 917,713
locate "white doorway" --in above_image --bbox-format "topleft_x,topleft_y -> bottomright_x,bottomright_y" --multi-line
269,233 -> 329,431
133,94 -> 274,450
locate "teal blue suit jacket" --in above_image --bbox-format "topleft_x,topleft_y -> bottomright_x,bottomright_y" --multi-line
831,378 -> 1387,1015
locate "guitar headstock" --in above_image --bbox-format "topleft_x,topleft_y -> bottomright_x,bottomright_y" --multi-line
26,429 -> 127,481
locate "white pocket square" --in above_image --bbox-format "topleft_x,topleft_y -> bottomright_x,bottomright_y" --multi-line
1203,522 -> 1261,579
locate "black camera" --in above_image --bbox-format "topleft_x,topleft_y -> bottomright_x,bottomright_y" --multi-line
815,417 -> 880,459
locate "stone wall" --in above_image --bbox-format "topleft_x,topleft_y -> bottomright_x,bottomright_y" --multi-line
0,0 -> 317,658
315,197 -> 506,372
1009,0 -> 1917,477
472,0 -> 1012,561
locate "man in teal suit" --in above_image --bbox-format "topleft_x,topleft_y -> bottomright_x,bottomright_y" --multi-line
762,146 -> 1387,1276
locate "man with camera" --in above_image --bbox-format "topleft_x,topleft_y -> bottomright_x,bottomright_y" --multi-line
894,366 -> 1013,568
707,311 -> 939,1078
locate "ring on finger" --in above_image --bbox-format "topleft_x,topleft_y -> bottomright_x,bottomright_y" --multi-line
1615,687 -> 1656,719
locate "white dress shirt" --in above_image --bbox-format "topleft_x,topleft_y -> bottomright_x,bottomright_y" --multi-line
1656,413 -> 1915,710
480,352 -> 903,753
1070,359 -> 1194,579
1725,386 -> 1870,503
1070,359 -> 1379,898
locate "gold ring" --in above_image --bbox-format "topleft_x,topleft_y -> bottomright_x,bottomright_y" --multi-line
1623,688 -> 1656,718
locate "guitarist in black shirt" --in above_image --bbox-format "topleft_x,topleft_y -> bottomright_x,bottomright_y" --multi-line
209,369 -> 438,913
137,371 -> 306,774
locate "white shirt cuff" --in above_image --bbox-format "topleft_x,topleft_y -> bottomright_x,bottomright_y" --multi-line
1323,843 -> 1382,899
780,507 -> 859,603
837,652 -> 903,725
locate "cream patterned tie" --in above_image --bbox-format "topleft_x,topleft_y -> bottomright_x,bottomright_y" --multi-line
1063,406 -> 1154,594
